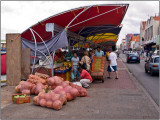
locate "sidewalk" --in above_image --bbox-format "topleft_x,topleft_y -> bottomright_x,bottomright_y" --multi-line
1,58 -> 159,119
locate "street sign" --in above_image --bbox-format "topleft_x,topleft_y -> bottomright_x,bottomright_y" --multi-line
46,23 -> 54,37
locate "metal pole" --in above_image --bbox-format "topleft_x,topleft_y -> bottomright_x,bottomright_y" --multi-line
51,51 -> 55,76
32,29 -> 52,67
29,28 -> 37,74
65,5 -> 93,30
68,6 -> 124,29
51,30 -> 55,77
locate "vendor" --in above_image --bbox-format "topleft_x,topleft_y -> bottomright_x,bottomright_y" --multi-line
65,51 -> 73,61
71,52 -> 80,81
78,67 -> 93,88
95,46 -> 104,57
89,50 -> 94,70
79,51 -> 91,72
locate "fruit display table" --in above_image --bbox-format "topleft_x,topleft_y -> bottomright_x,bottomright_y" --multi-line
30,63 -> 64,77
54,66 -> 72,81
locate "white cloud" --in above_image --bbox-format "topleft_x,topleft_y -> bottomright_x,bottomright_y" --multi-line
1,1 -> 159,46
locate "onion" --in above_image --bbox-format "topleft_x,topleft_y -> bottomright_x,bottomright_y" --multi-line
53,76 -> 62,85
70,88 -> 79,98
59,94 -> 67,103
52,100 -> 63,110
15,85 -> 21,93
61,82 -> 68,87
44,85 -> 48,89
51,94 -> 60,102
54,86 -> 63,93
45,93 -> 51,101
31,84 -> 36,94
58,90 -> 66,96
33,96 -> 38,105
64,86 -> 72,93
22,89 -> 30,95
46,100 -> 53,108
64,81 -> 69,85
38,92 -> 45,99
63,99 -> 67,105
19,81 -> 25,84
15,86 -> 19,93
47,78 -> 54,86
66,93 -> 73,101
50,91 -> 55,97
39,99 -> 46,107
51,85 -> 57,90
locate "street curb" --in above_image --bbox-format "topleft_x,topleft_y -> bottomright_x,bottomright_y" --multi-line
119,57 -> 160,113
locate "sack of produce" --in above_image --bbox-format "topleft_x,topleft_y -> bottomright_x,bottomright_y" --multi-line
35,72 -> 50,79
15,81 -> 34,95
69,82 -> 88,97
47,76 -> 63,86
51,85 -> 79,101
28,74 -> 47,85
32,83 -> 48,95
33,90 -> 67,110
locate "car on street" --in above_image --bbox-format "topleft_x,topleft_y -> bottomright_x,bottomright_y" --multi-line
126,53 -> 140,63
145,55 -> 159,76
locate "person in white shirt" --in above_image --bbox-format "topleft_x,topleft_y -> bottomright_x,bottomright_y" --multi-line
107,48 -> 119,79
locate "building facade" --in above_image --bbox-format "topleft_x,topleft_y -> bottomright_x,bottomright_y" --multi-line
144,16 -> 159,51
140,21 -> 146,49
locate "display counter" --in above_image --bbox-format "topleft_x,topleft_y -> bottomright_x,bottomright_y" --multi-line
30,63 -> 64,77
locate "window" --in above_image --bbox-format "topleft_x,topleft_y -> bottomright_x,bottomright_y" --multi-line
154,57 -> 159,63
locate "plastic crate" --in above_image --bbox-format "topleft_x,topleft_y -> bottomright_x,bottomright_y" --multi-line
54,67 -> 71,73
12,94 -> 30,104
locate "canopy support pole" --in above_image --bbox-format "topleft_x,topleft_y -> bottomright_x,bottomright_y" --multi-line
29,28 -> 38,74
67,5 -> 125,29
65,5 -> 93,30
30,28 -> 55,76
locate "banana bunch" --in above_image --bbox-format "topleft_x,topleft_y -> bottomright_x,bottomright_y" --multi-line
64,62 -> 71,67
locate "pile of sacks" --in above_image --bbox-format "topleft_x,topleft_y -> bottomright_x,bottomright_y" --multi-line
15,73 -> 88,110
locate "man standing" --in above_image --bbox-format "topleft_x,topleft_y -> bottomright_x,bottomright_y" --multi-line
107,48 -> 119,79
95,46 -> 104,57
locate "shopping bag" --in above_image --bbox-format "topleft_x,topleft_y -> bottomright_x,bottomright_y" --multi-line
71,72 -> 75,80
81,63 -> 87,70
110,65 -> 114,72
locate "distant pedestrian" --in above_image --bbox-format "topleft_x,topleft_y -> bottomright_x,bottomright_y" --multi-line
107,48 -> 119,79
141,50 -> 144,58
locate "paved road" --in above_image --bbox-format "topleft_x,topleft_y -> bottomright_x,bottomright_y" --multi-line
120,53 -> 159,106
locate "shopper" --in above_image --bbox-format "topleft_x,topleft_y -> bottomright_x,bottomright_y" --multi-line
71,52 -> 80,81
89,50 -> 94,70
95,46 -> 104,57
79,51 -> 91,72
78,67 -> 93,88
107,48 -> 119,79
106,50 -> 110,61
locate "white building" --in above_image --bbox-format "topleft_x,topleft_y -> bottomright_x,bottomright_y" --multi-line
144,15 -> 159,50
140,21 -> 146,48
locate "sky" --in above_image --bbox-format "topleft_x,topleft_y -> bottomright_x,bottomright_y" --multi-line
1,1 -> 159,45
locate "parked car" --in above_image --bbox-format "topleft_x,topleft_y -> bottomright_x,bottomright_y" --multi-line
153,50 -> 159,56
126,53 -> 140,63
145,55 -> 159,76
